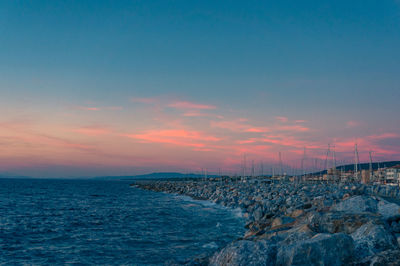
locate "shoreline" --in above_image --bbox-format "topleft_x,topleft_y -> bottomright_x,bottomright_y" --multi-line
134,179 -> 400,265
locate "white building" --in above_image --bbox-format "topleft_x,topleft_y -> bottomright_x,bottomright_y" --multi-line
385,165 -> 400,185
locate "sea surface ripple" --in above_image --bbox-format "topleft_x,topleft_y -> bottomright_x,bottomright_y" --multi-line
0,178 -> 244,265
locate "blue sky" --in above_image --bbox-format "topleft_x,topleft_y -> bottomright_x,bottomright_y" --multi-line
1,1 -> 400,177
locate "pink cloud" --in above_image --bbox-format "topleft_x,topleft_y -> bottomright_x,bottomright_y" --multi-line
74,126 -> 111,136
182,111 -> 223,119
276,116 -> 289,123
125,129 -> 220,149
210,119 -> 264,133
237,139 -> 257,144
346,120 -> 361,128
276,125 -> 310,132
183,111 -> 207,117
368,133 -> 399,140
210,120 -> 248,132
333,133 -> 400,161
168,101 -> 216,110
211,118 -> 309,134
245,127 -> 269,133
77,106 -> 100,111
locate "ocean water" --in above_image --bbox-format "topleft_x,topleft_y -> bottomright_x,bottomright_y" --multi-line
0,178 -> 244,265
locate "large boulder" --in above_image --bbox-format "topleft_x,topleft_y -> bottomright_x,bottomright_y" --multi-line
271,216 -> 295,228
351,222 -> 397,259
209,240 -> 276,266
253,206 -> 264,221
276,233 -> 354,266
331,195 -> 378,214
363,249 -> 400,266
277,224 -> 316,246
377,199 -> 400,220
309,211 -> 381,234
258,223 -> 315,245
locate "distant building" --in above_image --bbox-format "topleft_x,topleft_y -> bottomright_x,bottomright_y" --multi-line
326,168 -> 339,182
361,170 -> 371,184
339,172 -> 352,182
385,165 -> 400,185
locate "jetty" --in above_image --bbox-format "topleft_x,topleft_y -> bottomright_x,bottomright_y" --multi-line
135,178 -> 400,265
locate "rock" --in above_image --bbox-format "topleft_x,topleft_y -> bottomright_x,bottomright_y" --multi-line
184,252 -> 211,266
209,240 -> 276,266
278,224 -> 316,245
271,216 -> 295,228
309,211 -> 380,234
351,222 -> 397,259
253,207 -> 263,221
276,233 -> 354,266
396,233 -> 400,246
367,249 -> 400,266
137,180 -> 400,266
332,195 -> 378,214
343,193 -> 351,200
391,221 -> 400,233
289,209 -> 304,218
377,200 -> 400,220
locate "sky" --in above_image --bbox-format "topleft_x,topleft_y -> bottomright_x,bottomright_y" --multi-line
1,0 -> 400,177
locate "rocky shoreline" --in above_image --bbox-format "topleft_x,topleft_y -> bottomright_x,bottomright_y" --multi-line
134,179 -> 400,265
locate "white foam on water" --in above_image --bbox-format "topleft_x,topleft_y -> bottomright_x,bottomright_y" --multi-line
232,207 -> 243,218
173,193 -> 245,221
202,242 -> 218,249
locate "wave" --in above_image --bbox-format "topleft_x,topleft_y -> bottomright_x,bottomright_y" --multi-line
202,242 -> 218,249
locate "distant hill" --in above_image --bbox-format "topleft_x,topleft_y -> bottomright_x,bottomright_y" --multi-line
93,172 -> 217,180
0,172 -> 31,179
311,161 -> 400,176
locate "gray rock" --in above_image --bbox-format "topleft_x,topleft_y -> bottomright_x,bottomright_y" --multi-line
271,216 -> 295,228
332,195 -> 378,213
276,233 -> 354,266
367,249 -> 400,266
277,224 -> 316,245
309,211 -> 380,234
209,240 -> 276,266
351,222 -> 397,259
396,233 -> 400,247
391,221 -> 400,233
377,200 -> 400,220
253,207 -> 263,221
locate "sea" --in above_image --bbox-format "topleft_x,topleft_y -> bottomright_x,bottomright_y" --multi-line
0,178 -> 245,265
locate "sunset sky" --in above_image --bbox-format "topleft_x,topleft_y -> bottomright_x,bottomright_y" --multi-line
1,1 -> 400,177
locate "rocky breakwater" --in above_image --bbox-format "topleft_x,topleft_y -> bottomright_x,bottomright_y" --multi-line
135,180 -> 400,265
